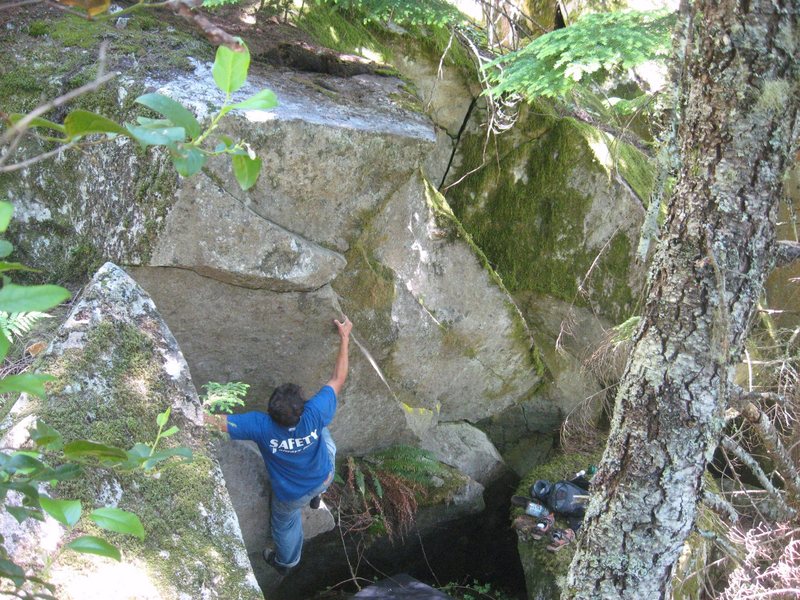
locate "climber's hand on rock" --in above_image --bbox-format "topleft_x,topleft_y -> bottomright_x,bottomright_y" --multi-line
334,316 -> 352,340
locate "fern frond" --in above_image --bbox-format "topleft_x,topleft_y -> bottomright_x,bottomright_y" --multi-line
368,466 -> 383,499
370,445 -> 449,485
487,10 -> 674,101
201,381 -> 249,413
354,463 -> 367,497
0,311 -> 52,341
325,0 -> 466,28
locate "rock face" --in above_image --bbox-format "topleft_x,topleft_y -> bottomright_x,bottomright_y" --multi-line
0,263 -> 261,600
443,102 -> 650,457
2,7 -> 652,502
4,14 -> 542,466
446,108 -> 650,326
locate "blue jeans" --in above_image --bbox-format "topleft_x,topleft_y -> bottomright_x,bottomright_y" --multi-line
270,427 -> 336,568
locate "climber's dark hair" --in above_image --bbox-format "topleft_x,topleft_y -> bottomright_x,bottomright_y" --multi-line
268,383 -> 306,427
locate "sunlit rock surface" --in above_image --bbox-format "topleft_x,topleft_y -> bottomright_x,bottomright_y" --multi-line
0,263 -> 261,600
5,43 -> 541,459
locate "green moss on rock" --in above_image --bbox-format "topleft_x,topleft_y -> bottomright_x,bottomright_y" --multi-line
447,104 -> 646,322
33,294 -> 259,598
0,8 -> 208,285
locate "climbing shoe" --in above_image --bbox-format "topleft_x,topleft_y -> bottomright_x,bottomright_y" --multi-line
512,512 -> 554,542
546,528 -> 576,552
310,494 -> 321,510
263,548 -> 292,576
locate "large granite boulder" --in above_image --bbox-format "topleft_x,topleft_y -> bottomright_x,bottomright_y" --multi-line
443,99 -> 651,455
3,8 -> 542,466
0,263 -> 261,600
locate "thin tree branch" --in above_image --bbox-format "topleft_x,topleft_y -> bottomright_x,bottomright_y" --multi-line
0,42 -> 112,158
740,401 -> 800,501
697,529 -> 743,563
775,240 -> 800,267
721,436 -> 795,519
730,385 -> 788,409
566,106 -> 654,157
164,0 -> 244,50
0,0 -> 44,10
0,142 -> 78,173
702,490 -> 739,523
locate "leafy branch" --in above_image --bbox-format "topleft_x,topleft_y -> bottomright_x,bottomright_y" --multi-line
201,381 -> 249,414
2,42 -> 275,190
486,10 -> 674,101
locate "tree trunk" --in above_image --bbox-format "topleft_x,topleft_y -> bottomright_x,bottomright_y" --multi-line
563,1 -> 799,599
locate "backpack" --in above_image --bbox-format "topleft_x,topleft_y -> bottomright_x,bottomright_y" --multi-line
531,479 -> 588,517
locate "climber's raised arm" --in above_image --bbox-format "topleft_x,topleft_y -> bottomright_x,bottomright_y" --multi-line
326,316 -> 352,396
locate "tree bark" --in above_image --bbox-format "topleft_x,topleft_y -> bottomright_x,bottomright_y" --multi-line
563,1 -> 799,599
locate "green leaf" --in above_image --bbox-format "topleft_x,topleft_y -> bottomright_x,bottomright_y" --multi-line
0,261 -> 37,273
212,43 -> 250,94
231,154 -> 261,190
135,93 -> 202,139
136,116 -> 173,128
49,463 -> 83,482
156,407 -> 170,428
7,505 -> 43,524
40,497 -> 81,528
64,110 -> 129,138
125,124 -> 185,149
142,447 -> 192,471
0,283 -> 70,312
9,113 -> 66,134
6,452 -> 45,475
0,202 -> 13,233
0,241 -> 13,258
63,440 -> 128,462
31,421 -> 63,450
171,147 -> 206,177
0,331 -> 9,364
89,507 -> 145,539
0,373 -> 55,398
127,443 -> 151,459
223,89 -> 277,115
66,536 -> 120,561
160,425 -> 179,438
7,481 -> 39,503
0,558 -> 26,587
118,443 -> 151,470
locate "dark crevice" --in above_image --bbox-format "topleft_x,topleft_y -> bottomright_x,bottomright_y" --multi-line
438,95 -> 479,191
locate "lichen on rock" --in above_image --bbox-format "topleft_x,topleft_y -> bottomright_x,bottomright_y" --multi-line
0,263 -> 261,600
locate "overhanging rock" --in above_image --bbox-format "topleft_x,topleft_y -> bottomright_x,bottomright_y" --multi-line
8,37 -> 544,458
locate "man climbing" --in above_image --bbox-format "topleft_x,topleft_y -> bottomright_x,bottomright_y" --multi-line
205,316 -> 352,576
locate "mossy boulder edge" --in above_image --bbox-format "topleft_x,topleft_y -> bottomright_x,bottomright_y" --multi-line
0,263 -> 261,600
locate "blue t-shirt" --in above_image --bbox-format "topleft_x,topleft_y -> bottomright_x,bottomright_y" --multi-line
227,386 -> 336,502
